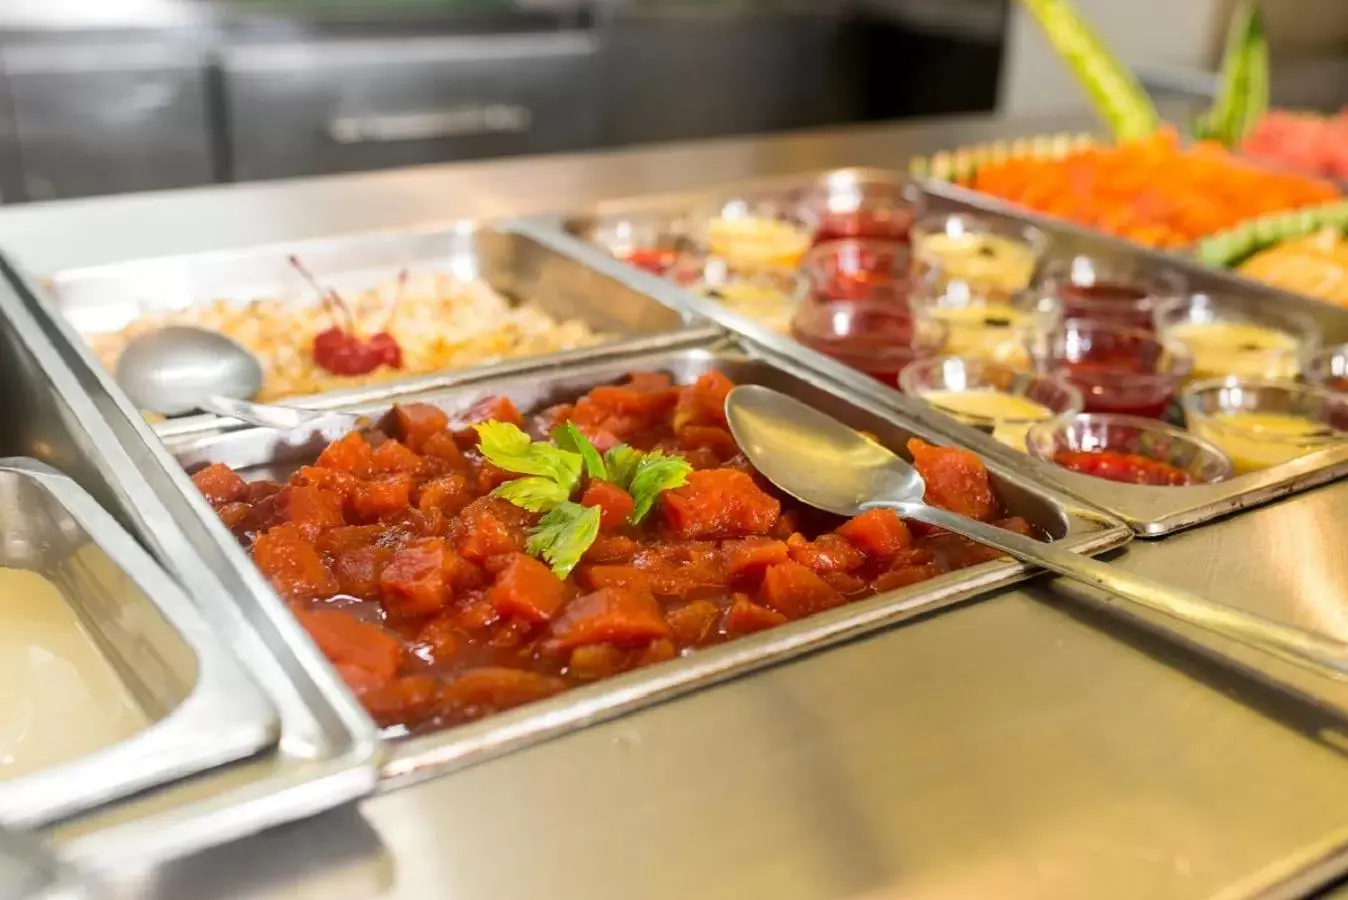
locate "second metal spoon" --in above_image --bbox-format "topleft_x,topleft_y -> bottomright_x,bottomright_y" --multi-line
724,384 -> 1348,681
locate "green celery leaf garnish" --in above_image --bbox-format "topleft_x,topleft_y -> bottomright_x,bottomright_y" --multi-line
492,476 -> 571,513
525,501 -> 601,579
551,422 -> 607,481
604,444 -> 644,491
626,451 -> 693,524
475,420 -> 582,493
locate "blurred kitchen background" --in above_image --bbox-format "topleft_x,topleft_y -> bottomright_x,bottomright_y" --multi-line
0,0 -> 1344,203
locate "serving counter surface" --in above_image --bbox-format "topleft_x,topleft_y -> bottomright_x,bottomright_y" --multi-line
7,109 -> 1348,900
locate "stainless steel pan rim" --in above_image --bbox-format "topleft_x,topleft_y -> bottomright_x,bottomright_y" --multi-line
43,218 -> 702,435
0,457 -> 278,830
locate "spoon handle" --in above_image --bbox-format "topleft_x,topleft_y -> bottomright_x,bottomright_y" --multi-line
200,395 -> 329,430
882,500 -> 1348,680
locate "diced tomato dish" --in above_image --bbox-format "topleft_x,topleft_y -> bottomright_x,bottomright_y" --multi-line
1053,449 -> 1193,486
192,371 -> 1035,733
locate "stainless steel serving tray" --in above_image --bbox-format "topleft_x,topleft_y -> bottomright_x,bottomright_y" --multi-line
0,458 -> 276,830
0,254 -> 380,874
524,168 -> 1348,537
41,220 -> 703,439
164,340 -> 1131,792
917,183 -> 1348,536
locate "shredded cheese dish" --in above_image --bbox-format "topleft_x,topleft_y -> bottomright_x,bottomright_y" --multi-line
89,273 -> 606,403
1237,227 -> 1348,307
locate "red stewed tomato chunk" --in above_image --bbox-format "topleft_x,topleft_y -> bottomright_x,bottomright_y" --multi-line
392,403 -> 450,452
907,438 -> 1002,522
723,593 -> 788,637
371,439 -> 423,475
760,560 -> 845,619
360,675 -> 441,728
633,542 -> 726,597
379,537 -> 453,618
439,668 -> 569,721
786,532 -> 864,576
295,608 -> 401,684
453,497 -> 530,562
279,485 -> 345,529
415,473 -> 472,517
488,553 -> 568,624
351,474 -> 415,521
452,395 -> 524,442
835,508 -> 912,559
332,544 -> 390,598
660,469 -> 781,539
253,524 -> 339,602
673,371 -> 734,431
544,585 -> 672,654
420,431 -> 468,471
665,599 -> 720,645
723,537 -> 790,583
580,479 -> 635,530
191,463 -> 246,505
316,431 -> 375,477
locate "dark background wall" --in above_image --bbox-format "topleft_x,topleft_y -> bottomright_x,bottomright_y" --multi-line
0,0 -> 1008,202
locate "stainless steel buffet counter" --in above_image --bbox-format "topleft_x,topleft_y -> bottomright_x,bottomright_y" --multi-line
6,109 -> 1348,900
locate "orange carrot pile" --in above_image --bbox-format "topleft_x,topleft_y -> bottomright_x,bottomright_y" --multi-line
967,128 -> 1340,249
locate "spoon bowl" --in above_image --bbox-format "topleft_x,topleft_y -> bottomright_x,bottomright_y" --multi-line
724,385 -> 1348,681
724,384 -> 924,516
115,326 -> 264,416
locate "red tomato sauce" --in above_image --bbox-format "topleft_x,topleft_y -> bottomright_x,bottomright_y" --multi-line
191,371 -> 1036,732
1053,449 -> 1193,486
620,248 -> 679,276
812,209 -> 915,245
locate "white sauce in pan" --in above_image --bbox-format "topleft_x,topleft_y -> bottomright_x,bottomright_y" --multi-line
0,568 -> 146,778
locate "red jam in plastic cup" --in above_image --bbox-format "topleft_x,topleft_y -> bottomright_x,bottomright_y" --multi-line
798,178 -> 923,246
791,298 -> 948,386
801,239 -> 917,304
1038,256 -> 1185,331
1035,319 -> 1192,420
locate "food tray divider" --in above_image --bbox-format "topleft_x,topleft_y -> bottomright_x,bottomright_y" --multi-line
0,457 -> 277,831
0,253 -> 381,874
41,220 -> 705,435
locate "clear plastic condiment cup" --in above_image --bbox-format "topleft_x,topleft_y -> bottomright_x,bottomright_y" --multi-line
667,255 -> 807,335
1180,377 -> 1348,474
800,238 -> 919,305
1036,254 -> 1186,331
585,211 -> 697,276
1303,342 -> 1348,394
1030,318 -> 1192,420
794,173 -> 925,245
1026,413 -> 1234,486
694,196 -> 813,270
1154,291 -> 1321,383
909,212 -> 1049,300
898,355 -> 1083,451
791,297 -> 948,387
908,279 -> 1061,369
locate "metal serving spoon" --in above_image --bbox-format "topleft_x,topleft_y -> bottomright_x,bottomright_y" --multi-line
115,325 -> 363,430
725,384 -> 1348,680
116,325 -> 264,416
